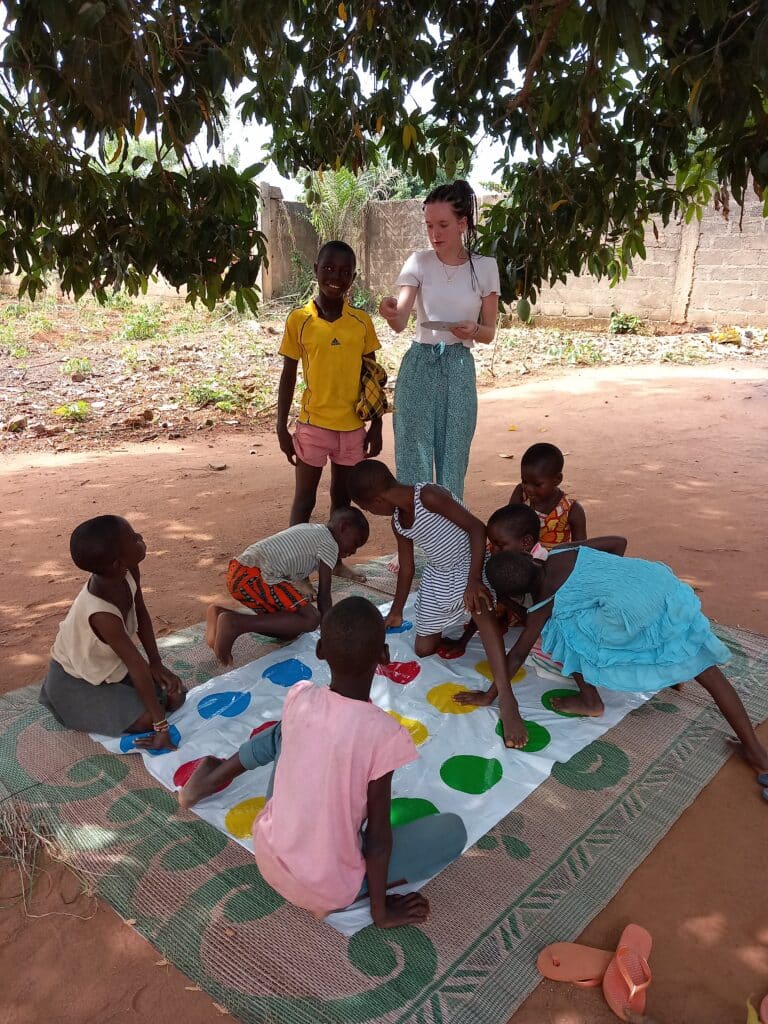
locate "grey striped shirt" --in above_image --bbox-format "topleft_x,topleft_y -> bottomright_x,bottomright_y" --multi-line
237,524 -> 339,584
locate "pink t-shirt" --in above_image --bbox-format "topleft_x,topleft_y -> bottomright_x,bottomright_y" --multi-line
252,681 -> 417,917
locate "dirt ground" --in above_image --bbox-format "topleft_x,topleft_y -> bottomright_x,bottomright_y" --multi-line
2,362 -> 767,1024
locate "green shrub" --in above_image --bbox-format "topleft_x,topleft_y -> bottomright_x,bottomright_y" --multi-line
609,311 -> 643,335
62,356 -> 92,377
122,305 -> 162,340
53,400 -> 90,421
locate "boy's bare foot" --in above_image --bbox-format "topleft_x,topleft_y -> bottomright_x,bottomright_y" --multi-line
454,688 -> 495,707
552,693 -> 605,717
213,611 -> 240,666
206,604 -> 226,649
499,704 -> 529,749
725,736 -> 768,775
333,561 -> 367,583
293,576 -> 317,599
179,755 -> 224,809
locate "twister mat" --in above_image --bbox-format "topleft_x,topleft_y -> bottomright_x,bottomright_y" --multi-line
91,595 -> 655,934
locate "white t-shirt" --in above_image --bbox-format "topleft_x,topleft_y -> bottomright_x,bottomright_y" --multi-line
395,249 -> 500,347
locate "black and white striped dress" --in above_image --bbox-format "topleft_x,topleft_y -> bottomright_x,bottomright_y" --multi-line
394,483 -> 477,636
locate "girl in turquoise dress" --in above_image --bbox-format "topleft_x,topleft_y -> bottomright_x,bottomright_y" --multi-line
457,538 -> 768,782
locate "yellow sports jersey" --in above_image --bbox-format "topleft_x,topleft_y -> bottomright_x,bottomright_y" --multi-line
279,299 -> 380,431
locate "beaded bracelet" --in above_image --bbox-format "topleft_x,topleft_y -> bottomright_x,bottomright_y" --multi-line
153,719 -> 169,732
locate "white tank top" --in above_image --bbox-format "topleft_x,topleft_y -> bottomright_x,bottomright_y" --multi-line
51,575 -> 138,685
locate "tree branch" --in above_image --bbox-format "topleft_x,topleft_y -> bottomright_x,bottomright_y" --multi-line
505,0 -> 572,116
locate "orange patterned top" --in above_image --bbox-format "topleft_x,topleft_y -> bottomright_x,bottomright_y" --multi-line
524,494 -> 575,549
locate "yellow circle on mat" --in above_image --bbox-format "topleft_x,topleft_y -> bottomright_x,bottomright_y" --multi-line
427,682 -> 479,715
388,710 -> 429,745
475,660 -> 527,684
224,796 -> 266,839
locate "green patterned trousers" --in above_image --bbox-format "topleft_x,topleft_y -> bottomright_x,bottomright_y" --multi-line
393,342 -> 478,500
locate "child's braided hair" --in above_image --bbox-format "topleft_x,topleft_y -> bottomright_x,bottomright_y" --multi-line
423,179 -> 480,290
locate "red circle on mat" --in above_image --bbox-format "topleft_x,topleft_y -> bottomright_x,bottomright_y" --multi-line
376,661 -> 420,685
173,758 -> 232,793
437,645 -> 464,660
250,720 -> 279,738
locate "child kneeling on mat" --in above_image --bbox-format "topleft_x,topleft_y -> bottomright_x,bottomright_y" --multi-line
180,596 -> 467,926
207,507 -> 369,666
39,515 -> 185,752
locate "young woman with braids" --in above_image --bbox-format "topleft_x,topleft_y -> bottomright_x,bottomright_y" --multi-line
379,181 -> 500,501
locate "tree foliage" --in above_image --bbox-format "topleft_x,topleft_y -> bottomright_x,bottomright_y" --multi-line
1,1 -> 767,307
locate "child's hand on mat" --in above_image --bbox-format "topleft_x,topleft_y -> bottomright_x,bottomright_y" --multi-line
378,295 -> 398,321
151,662 -> 183,698
450,320 -> 479,342
277,427 -> 297,466
384,610 -> 403,631
374,892 -> 430,928
463,579 -> 494,615
135,729 -> 179,752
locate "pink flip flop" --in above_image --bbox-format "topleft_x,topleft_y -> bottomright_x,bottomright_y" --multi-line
537,942 -> 614,988
602,924 -> 653,1020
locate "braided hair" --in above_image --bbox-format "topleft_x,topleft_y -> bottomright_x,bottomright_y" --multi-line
423,179 -> 480,290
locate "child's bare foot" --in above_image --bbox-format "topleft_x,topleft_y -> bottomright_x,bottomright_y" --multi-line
725,736 -> 768,775
213,611 -> 240,666
333,561 -> 367,583
206,604 -> 226,649
552,692 -> 605,717
454,688 -> 495,707
179,755 -> 224,808
387,554 -> 399,574
499,705 -> 529,749
293,576 -> 317,599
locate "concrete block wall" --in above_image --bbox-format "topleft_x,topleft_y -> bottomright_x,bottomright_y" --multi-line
685,195 -> 768,326
260,184 -> 767,327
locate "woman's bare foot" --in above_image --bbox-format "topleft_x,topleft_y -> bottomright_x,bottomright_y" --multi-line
499,705 -> 529,748
725,736 -> 768,775
552,693 -> 605,717
454,688 -> 495,707
206,604 -> 226,649
179,755 -> 224,809
333,561 -> 367,583
213,611 -> 241,666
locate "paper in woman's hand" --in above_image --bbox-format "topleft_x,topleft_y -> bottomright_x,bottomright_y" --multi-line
421,321 -> 460,331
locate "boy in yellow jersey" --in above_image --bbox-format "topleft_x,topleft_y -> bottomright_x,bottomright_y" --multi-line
276,241 -> 383,580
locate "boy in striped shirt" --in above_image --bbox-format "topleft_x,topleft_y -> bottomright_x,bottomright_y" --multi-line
207,507 -> 369,665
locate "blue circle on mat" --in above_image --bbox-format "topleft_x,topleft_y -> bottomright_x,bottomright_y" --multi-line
262,658 -> 313,688
386,619 -> 413,634
119,724 -> 181,755
198,691 -> 252,720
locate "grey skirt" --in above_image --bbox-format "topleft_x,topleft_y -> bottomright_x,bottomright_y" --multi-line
39,658 -> 167,736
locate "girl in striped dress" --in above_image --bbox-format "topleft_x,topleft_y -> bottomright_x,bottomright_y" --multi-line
348,461 -> 529,748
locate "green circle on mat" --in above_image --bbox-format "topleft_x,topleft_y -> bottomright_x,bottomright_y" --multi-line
390,797 -> 440,827
495,719 -> 551,752
552,740 -> 630,791
440,755 -> 503,794
541,688 -> 589,717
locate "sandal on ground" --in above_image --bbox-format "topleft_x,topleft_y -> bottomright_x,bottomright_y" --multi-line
602,924 -> 652,1021
536,942 -> 614,988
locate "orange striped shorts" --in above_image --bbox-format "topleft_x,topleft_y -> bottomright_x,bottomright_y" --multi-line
226,559 -> 310,614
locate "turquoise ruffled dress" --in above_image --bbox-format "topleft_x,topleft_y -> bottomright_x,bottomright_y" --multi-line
530,546 -> 731,692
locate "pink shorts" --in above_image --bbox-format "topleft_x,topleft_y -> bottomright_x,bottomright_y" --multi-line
293,422 -> 366,468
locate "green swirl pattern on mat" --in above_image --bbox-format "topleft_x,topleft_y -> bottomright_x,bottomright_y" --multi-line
1,581 -> 767,1024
